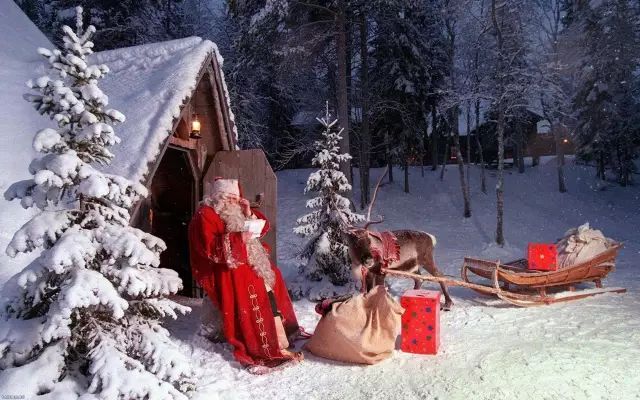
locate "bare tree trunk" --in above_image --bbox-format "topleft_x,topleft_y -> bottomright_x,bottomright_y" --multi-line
440,132 -> 449,181
517,125 -> 525,173
514,140 -> 524,173
385,130 -> 394,183
431,104 -> 438,171
597,152 -> 605,180
621,147 -> 631,186
404,132 -> 410,193
444,12 -> 469,216
471,0 -> 487,194
165,0 -> 172,37
422,105 -> 428,178
421,137 -> 425,178
453,130 -> 471,217
554,123 -> 567,193
492,0 -> 505,247
496,109 -> 505,246
404,161 -> 409,193
466,100 -> 471,189
346,17 -> 354,190
475,99 -> 487,194
346,15 -> 352,108
336,2 -> 351,187
358,14 -> 370,209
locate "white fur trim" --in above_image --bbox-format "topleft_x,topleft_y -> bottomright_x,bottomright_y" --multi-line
212,178 -> 240,197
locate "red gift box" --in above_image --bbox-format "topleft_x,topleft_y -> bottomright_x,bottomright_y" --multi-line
400,290 -> 440,355
527,243 -> 558,271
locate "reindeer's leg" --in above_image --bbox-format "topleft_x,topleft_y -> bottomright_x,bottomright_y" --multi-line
422,254 -> 454,311
392,258 -> 421,290
368,261 -> 387,292
412,266 -> 422,290
364,272 -> 385,292
365,271 -> 377,292
374,273 -> 386,289
438,281 -> 454,311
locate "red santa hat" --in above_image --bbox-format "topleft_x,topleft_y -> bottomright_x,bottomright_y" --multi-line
211,177 -> 241,197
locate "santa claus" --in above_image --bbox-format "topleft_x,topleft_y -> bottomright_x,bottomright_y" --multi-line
188,178 -> 303,372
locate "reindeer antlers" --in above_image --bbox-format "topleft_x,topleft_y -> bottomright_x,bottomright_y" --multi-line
364,166 -> 389,230
363,217 -> 385,230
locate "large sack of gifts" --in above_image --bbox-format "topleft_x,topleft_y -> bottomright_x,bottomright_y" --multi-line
305,285 -> 404,365
556,223 -> 613,269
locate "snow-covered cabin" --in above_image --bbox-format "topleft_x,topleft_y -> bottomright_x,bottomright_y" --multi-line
0,1 -> 277,297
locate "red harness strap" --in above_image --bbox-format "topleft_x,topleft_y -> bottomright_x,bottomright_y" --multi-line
369,231 -> 400,268
361,231 -> 400,293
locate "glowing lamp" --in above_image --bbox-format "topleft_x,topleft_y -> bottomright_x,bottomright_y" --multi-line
562,138 -> 569,144
190,114 -> 202,139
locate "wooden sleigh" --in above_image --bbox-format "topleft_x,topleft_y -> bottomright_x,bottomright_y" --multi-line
460,243 -> 626,307
383,243 -> 626,307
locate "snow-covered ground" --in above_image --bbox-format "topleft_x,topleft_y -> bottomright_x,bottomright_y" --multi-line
165,157 -> 640,400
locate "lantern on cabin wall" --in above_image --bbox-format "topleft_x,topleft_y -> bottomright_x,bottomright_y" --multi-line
190,114 -> 202,139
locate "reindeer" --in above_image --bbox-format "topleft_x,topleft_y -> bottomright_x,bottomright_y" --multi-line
343,168 -> 454,310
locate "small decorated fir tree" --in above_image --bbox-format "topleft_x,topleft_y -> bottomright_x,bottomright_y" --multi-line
293,104 -> 364,297
0,8 -> 195,399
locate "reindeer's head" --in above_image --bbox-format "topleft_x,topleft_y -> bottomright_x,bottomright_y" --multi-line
343,226 -> 375,268
343,167 -> 388,270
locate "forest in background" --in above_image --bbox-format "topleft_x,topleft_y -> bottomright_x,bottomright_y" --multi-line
16,0 -> 640,243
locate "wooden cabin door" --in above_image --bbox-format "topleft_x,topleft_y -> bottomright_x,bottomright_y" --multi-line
148,148 -> 196,297
203,149 -> 278,264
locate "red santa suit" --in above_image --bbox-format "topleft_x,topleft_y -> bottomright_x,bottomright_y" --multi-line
188,181 -> 300,368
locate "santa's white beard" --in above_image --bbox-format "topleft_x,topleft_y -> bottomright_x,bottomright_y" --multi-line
218,202 -> 245,232
218,202 -> 275,287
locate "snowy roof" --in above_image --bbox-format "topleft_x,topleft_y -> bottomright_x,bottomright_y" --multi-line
455,101 -> 545,136
94,36 -> 236,184
0,0 -> 54,284
537,119 -> 551,134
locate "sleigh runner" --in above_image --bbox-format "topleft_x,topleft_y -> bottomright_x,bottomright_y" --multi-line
460,242 -> 626,306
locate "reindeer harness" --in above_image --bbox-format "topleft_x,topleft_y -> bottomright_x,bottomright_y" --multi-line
360,231 -> 400,292
369,231 -> 400,268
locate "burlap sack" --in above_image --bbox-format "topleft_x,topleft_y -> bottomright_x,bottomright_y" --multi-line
305,285 -> 404,365
557,223 -> 611,269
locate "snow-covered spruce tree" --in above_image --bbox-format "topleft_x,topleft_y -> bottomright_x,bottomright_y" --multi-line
0,8 -> 195,399
571,0 -> 640,186
293,105 -> 364,296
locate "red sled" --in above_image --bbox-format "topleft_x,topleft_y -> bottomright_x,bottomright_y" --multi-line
527,243 -> 558,271
400,290 -> 440,355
